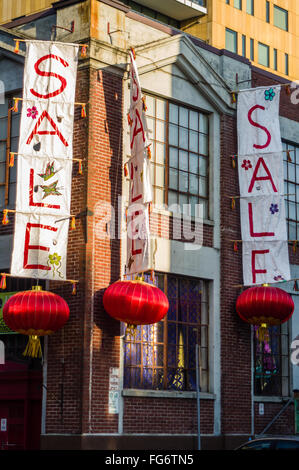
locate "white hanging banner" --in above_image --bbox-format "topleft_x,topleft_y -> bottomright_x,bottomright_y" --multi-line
125,50 -> 153,276
242,240 -> 290,286
237,86 -> 282,155
11,40 -> 79,280
237,86 -> 290,286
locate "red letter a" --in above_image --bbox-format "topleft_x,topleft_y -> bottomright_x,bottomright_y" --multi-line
248,157 -> 277,193
26,110 -> 68,147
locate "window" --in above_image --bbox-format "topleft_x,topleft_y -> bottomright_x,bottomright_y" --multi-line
145,95 -> 209,219
246,0 -> 254,15
274,5 -> 288,31
225,28 -> 238,54
250,38 -> 254,61
273,48 -> 278,71
234,0 -> 242,9
242,35 -> 246,57
0,94 -> 21,208
266,1 -> 270,23
283,141 -> 299,240
254,323 -> 289,396
258,42 -> 270,67
123,273 -> 209,392
285,53 -> 289,76
226,0 -> 230,4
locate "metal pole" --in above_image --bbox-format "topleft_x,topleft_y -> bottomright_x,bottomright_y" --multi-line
196,344 -> 201,450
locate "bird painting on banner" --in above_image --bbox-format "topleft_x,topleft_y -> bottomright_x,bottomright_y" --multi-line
10,40 -> 79,281
237,86 -> 291,286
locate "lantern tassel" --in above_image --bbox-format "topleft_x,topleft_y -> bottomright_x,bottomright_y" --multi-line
81,45 -> 87,58
257,323 -> 269,343
78,160 -> 83,175
231,197 -> 236,210
0,274 -> 6,290
231,155 -> 236,168
287,150 -> 292,162
23,335 -> 42,358
126,324 -> 137,337
71,216 -> 76,230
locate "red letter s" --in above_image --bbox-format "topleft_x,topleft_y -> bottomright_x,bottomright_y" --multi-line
30,54 -> 69,99
248,105 -> 271,150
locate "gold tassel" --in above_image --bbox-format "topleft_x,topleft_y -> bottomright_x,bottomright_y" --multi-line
124,163 -> 128,177
148,201 -> 152,215
231,155 -> 236,168
231,197 -> 236,210
23,335 -> 42,358
81,104 -> 86,118
78,160 -> 83,175
231,92 -> 236,104
142,96 -> 147,112
2,210 -> 9,225
71,216 -> 76,230
257,324 -> 269,343
0,274 -> 7,290
9,152 -> 14,167
72,282 -> 77,296
14,40 -> 19,54
11,98 -> 19,113
81,45 -> 87,58
127,113 -> 133,126
147,146 -> 151,159
130,47 -> 136,60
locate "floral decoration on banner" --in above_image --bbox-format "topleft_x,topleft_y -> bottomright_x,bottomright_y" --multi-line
264,88 -> 276,101
269,203 -> 279,215
27,106 -> 38,119
48,252 -> 63,278
273,275 -> 284,281
241,159 -> 252,171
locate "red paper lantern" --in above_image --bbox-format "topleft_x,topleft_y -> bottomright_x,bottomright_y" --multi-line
103,279 -> 169,329
236,285 -> 294,338
3,286 -> 70,358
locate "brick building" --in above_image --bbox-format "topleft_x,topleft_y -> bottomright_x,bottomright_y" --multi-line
0,0 -> 298,450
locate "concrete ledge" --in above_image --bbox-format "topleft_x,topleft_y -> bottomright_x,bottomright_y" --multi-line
122,389 -> 216,399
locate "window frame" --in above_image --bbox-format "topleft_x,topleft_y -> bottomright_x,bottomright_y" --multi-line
0,91 -> 21,208
123,273 -> 210,393
225,27 -> 238,54
258,41 -> 270,67
253,322 -> 290,397
144,94 -> 210,220
246,0 -> 254,15
273,5 -> 288,31
283,141 -> 299,241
